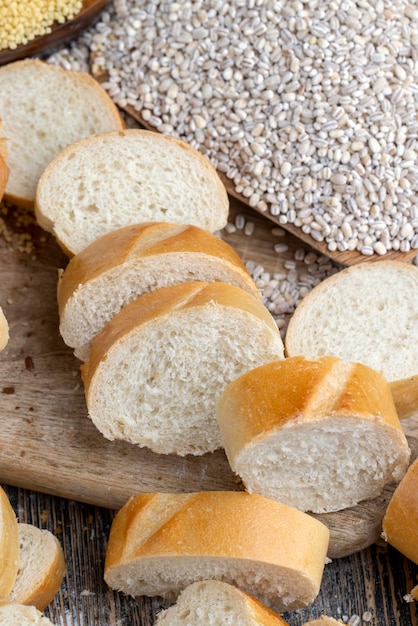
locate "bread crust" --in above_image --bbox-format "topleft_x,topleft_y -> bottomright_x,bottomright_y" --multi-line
8,524 -> 66,611
81,281 -> 280,394
0,487 -> 19,599
216,356 -> 411,513
382,457 -> 418,564
104,491 -> 330,611
0,308 -> 9,352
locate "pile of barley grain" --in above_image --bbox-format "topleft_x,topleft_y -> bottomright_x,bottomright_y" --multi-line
72,0 -> 418,259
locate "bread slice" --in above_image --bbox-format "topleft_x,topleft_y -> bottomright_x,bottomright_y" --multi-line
382,457 -> 418,564
216,356 -> 411,514
285,261 -> 418,380
81,281 -> 284,456
154,580 -> 289,625
0,603 -> 56,625
58,222 -> 259,362
0,59 -> 124,208
7,524 -> 66,610
0,486 -> 19,599
0,307 -> 9,351
104,491 -> 330,613
35,129 -> 229,256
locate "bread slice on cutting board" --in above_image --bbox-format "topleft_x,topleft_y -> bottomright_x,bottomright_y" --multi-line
154,580 -> 289,625
382,456 -> 418,564
216,356 -> 411,514
58,222 -> 259,362
7,523 -> 66,610
0,59 -> 124,209
81,281 -> 284,456
104,491 -> 330,613
284,261 -> 418,419
35,129 -> 229,256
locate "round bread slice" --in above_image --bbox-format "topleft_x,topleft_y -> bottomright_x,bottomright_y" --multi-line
35,129 -> 229,256
57,222 -> 259,362
382,457 -> 418,564
0,308 -> 9,351
81,281 -> 284,456
285,261 -> 418,383
216,356 -> 411,514
154,580 -> 289,625
8,524 -> 66,610
104,491 -> 330,613
0,59 -> 124,209
0,603 -> 56,625
0,486 -> 19,599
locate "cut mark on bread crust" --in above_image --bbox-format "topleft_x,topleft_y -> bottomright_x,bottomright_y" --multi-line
304,359 -> 354,419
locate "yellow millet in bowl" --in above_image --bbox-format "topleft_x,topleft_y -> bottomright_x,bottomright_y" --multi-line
0,0 -> 83,50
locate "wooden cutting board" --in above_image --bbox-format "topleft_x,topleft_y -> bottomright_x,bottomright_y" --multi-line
0,197 -> 416,561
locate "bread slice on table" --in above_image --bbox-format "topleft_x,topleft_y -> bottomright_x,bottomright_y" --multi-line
382,457 -> 418,564
81,281 -> 284,456
0,307 -> 9,351
0,486 -> 19,599
0,603 -> 56,625
35,129 -> 229,256
154,580 -> 289,625
7,523 -> 66,610
216,356 -> 411,514
0,58 -> 124,209
104,491 -> 330,613
58,222 -> 259,362
284,261 -> 418,419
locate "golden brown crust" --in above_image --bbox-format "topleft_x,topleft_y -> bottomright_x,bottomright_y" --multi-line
105,491 -> 330,609
217,356 -> 405,465
81,281 -> 280,393
57,222 -> 259,316
389,375 -> 418,420
382,457 -> 418,564
0,487 -> 19,599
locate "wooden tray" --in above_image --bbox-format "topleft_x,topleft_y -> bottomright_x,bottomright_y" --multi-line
0,197 -> 417,564
0,0 -> 110,66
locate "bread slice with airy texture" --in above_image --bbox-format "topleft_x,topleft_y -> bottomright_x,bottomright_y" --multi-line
285,261 -> 418,382
382,457 -> 418,564
0,59 -> 124,209
35,129 -> 229,256
216,356 -> 411,514
7,523 -> 66,610
58,222 -> 259,362
0,486 -> 19,599
104,491 -> 330,613
0,603 -> 56,625
154,580 -> 289,625
81,281 -> 284,456
0,307 -> 9,351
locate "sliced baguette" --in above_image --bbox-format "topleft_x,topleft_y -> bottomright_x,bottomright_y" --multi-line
0,486 -> 19,599
104,491 -> 330,613
0,307 -> 9,351
0,59 -> 124,208
8,524 -> 66,610
154,580 -> 289,625
382,457 -> 418,564
0,603 -> 56,625
57,222 -> 259,361
81,281 -> 284,456
284,261 -> 418,418
216,356 -> 411,513
35,129 -> 229,256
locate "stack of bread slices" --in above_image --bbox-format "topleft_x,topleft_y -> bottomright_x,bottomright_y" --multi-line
0,485 -> 65,625
0,58 -> 417,622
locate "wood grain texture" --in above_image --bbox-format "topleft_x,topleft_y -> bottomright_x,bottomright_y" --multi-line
0,0 -> 110,66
